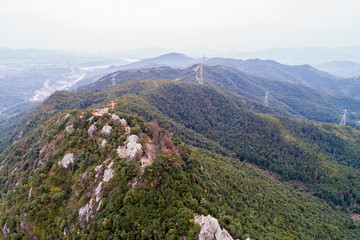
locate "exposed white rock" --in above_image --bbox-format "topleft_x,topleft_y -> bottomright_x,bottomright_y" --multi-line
95,164 -> 102,173
95,164 -> 102,178
194,215 -> 234,240
39,145 -> 46,154
100,139 -> 107,148
66,124 -> 74,132
65,113 -> 70,119
99,108 -> 109,114
103,162 -> 114,182
0,165 -> 3,171
79,157 -> 115,223
120,119 -> 127,126
81,172 -> 88,181
29,187 -> 33,198
95,182 -> 102,203
87,116 -> 94,122
58,153 -> 75,168
101,123 -> 112,135
20,220 -> 26,229
12,167 -> 19,175
79,198 -> 94,222
96,200 -> 102,211
2,222 -> 10,235
117,145 -> 127,158
111,114 -> 121,121
126,135 -> 143,158
88,123 -> 97,138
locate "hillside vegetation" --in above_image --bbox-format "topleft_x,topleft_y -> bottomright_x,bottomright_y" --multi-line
2,72 -> 360,239
1,104 -> 359,239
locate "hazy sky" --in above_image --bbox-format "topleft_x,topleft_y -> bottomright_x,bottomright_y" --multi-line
1,0 -> 359,53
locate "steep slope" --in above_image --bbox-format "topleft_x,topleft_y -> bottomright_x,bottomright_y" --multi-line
101,80 -> 360,212
11,79 -> 360,214
1,97 -> 359,239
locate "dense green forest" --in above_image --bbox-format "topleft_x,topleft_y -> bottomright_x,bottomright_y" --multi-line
1,106 -> 359,239
1,77 -> 360,239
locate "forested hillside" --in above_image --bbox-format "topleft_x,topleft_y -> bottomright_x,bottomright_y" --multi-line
79,65 -> 360,127
1,98 -> 359,239
1,72 -> 360,239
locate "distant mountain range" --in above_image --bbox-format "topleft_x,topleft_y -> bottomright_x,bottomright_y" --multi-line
74,53 -> 345,94
79,64 -> 360,128
315,61 -> 360,78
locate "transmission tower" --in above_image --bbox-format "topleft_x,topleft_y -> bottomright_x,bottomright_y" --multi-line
340,109 -> 347,126
263,91 -> 270,107
112,74 -> 116,87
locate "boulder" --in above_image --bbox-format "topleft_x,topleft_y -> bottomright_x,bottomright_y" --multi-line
66,124 -> 73,132
117,145 -> 127,158
58,153 -> 75,168
101,123 -> 112,135
126,135 -> 143,158
120,119 -> 127,126
111,114 -> 121,121
88,123 -> 97,138
100,139 -> 107,148
103,162 -> 114,182
194,215 -> 234,240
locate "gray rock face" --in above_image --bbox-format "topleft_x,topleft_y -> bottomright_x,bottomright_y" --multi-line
58,153 -> 75,168
117,145 -> 127,158
29,187 -> 33,198
79,198 -> 95,222
194,215 -> 234,240
117,135 -> 143,159
101,123 -> 112,135
65,124 -> 73,132
79,160 -> 115,223
88,123 -> 97,138
126,135 -> 143,159
100,139 -> 107,148
2,223 -> 10,235
120,119 -> 127,126
103,162 -> 114,182
111,114 -> 121,121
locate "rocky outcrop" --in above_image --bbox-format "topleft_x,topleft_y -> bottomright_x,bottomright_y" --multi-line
58,153 -> 75,168
100,139 -> 107,148
117,135 -> 143,159
103,161 -> 114,182
88,123 -> 97,138
79,161 -> 115,223
29,187 -> 33,198
101,123 -> 112,135
79,198 -> 95,222
2,223 -> 10,235
194,215 -> 234,240
94,164 -> 102,178
117,145 -> 127,158
111,114 -> 121,121
126,135 -> 143,158
65,124 -> 73,132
